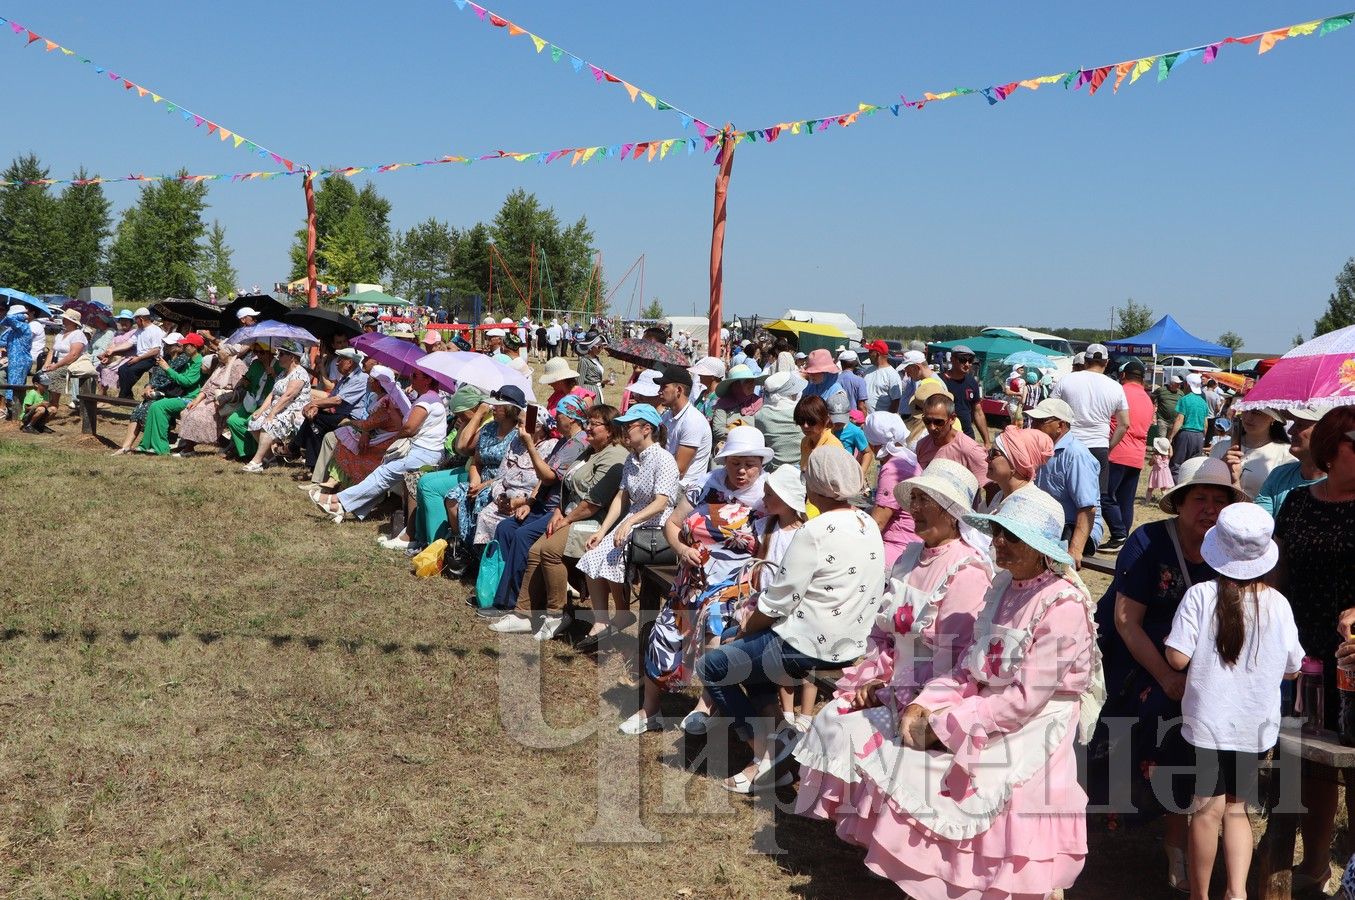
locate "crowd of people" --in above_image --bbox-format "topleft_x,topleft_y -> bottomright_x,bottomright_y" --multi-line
7,301 -> 1355,898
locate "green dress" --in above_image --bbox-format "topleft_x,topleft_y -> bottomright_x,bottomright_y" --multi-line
138,355 -> 205,455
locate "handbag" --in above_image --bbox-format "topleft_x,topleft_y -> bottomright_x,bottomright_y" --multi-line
625,523 -> 676,582
383,437 -> 412,461
563,519 -> 600,558
474,540 -> 506,608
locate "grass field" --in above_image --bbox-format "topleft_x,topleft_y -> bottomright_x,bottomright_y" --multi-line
0,370 -> 1328,898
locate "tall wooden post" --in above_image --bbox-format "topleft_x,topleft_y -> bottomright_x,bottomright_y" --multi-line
707,126 -> 736,358
304,173 -> 319,308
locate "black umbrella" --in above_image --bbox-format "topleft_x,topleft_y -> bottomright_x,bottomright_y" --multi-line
154,298 -> 223,331
284,306 -> 362,340
220,294 -> 290,332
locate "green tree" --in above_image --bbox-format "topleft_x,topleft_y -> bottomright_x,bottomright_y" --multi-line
1314,257 -> 1355,336
1113,298 -> 1155,337
1216,331 -> 1244,355
640,297 -> 665,319
197,220 -> 237,300
486,189 -> 598,316
1292,332 -> 1307,348
290,177 -> 392,285
319,206 -> 380,288
107,173 -> 209,302
390,218 -> 459,304
54,169 -> 111,295
0,153 -> 62,293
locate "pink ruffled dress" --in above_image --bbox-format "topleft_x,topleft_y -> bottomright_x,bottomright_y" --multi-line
796,568 -> 1097,900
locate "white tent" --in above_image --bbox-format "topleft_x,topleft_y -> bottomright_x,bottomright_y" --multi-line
663,315 -> 708,335
782,309 -> 862,343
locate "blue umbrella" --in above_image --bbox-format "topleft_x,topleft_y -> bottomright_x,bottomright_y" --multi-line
0,287 -> 52,316
227,321 -> 319,346
1002,350 -> 1058,369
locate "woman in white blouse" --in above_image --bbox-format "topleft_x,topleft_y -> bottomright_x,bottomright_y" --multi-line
696,443 -> 885,793
1209,407 -> 1294,497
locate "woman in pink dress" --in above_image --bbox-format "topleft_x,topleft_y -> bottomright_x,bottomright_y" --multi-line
795,486 -> 1104,900
863,412 -> 921,568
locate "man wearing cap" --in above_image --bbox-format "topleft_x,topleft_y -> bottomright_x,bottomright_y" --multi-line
835,350 -> 869,415
1152,374 -> 1185,439
897,349 -> 939,410
295,348 -> 369,472
1051,343 -> 1130,537
657,365 -> 713,497
1255,406 -> 1326,517
235,306 -> 261,328
1028,398 -> 1104,567
1101,358 -> 1154,550
862,340 -> 902,414
117,307 -> 166,398
940,345 -> 989,445
1168,374 -> 1210,480
914,392 -> 988,483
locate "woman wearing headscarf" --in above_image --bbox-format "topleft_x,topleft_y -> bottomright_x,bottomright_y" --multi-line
798,485 -> 1103,900
975,424 -> 1054,514
697,444 -> 884,793
313,369 -> 447,523
241,340 -> 311,473
0,305 -> 32,411
864,411 -> 922,567
174,342 -> 249,453
329,366 -> 410,486
753,371 -> 806,470
410,385 -> 486,546
617,426 -> 773,734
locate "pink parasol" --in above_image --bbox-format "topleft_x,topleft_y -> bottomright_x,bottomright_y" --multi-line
1235,323 -> 1355,412
414,350 -> 532,395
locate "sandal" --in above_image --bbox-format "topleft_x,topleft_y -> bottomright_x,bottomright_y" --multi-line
721,761 -> 792,794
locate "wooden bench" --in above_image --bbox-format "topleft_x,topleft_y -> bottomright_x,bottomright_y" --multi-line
74,376 -> 140,437
1249,727 -> 1355,899
1,382 -> 34,419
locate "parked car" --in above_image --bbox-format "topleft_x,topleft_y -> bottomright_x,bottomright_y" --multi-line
1159,354 -> 1223,383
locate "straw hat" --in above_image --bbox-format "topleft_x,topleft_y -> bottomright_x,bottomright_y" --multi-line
1200,503 -> 1279,580
964,486 -> 1073,568
59,308 -> 83,326
539,356 -> 579,384
714,425 -> 774,462
765,464 -> 807,514
1158,457 -> 1250,513
1152,436 -> 1172,456
895,458 -> 980,524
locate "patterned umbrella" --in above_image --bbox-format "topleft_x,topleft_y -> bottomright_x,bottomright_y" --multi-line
227,321 -> 320,347
414,350 -> 532,394
604,337 -> 688,368
1235,323 -> 1355,413
351,332 -> 426,376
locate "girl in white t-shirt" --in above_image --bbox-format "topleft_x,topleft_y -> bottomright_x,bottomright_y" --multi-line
1165,503 -> 1303,900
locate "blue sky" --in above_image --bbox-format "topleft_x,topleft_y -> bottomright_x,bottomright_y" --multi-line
2,1 -> 1352,352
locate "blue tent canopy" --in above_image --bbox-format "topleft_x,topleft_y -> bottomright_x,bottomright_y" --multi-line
1104,314 -> 1232,358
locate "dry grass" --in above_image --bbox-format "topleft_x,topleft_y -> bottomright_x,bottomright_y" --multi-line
0,364 -> 1280,899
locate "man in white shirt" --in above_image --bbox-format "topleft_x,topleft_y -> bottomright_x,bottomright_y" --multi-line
118,307 -> 165,397
862,340 -> 903,413
656,365 -> 712,498
545,319 -> 563,359
1050,342 -> 1129,530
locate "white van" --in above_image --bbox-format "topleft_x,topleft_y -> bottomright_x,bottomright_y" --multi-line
981,326 -> 1074,379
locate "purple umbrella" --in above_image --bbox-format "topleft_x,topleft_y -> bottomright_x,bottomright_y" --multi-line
415,350 -> 532,395
351,332 -> 426,376
226,321 -> 319,346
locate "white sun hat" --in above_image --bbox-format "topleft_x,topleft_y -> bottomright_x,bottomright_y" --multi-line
1159,457 -> 1250,513
1200,502 -> 1279,580
765,464 -> 806,514
688,356 -> 727,379
539,356 -> 579,384
894,458 -> 980,524
628,370 -> 662,398
714,424 -> 774,462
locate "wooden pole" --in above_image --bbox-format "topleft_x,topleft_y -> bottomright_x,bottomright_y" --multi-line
708,126 -> 736,358
304,174 -> 319,308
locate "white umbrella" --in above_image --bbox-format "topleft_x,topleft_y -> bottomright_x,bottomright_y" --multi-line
414,350 -> 532,395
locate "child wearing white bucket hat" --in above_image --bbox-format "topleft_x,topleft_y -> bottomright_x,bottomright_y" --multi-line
1163,502 -> 1303,900
1147,435 -> 1174,504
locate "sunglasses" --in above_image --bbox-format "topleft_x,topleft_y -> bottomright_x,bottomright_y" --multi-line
991,523 -> 1017,542
922,417 -> 950,428
987,447 -> 1006,460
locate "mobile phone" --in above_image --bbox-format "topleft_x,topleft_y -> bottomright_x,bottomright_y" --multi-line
525,403 -> 539,433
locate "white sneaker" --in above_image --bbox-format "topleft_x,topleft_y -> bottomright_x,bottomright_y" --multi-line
489,614 -> 533,634
379,537 -> 411,551
618,711 -> 664,735
241,462 -> 264,473
679,710 -> 709,735
533,613 -> 571,641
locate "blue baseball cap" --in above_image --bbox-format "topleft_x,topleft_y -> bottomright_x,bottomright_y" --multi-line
614,405 -> 662,429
